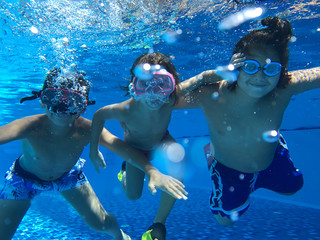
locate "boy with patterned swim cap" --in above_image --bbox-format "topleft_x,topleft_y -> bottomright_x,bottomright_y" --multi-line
0,67 -> 131,240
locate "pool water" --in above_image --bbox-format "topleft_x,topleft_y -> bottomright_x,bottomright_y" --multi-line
1,0 -> 320,239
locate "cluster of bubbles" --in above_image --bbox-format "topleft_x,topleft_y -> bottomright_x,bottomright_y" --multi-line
133,63 -> 165,80
162,29 -> 182,44
215,64 -> 239,82
262,130 -> 279,143
165,142 -> 186,163
218,7 -> 264,30
153,142 -> 186,180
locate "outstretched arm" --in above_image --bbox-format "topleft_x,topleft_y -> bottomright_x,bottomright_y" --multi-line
178,53 -> 244,96
0,116 -> 36,145
288,67 -> 320,95
89,106 -> 113,173
90,105 -> 188,199
178,70 -> 221,96
99,131 -> 187,199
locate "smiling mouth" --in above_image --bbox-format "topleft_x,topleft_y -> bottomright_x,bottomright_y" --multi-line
249,82 -> 267,88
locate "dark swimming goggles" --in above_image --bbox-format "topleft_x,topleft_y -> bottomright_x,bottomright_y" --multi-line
40,88 -> 87,115
241,60 -> 282,77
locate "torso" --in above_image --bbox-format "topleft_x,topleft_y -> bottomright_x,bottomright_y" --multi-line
19,115 -> 91,181
200,82 -> 291,173
118,98 -> 174,150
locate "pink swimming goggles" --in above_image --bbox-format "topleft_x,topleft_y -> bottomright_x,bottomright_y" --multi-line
132,70 -> 176,96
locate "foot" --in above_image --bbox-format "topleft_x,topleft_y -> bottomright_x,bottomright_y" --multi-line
142,223 -> 166,240
117,161 -> 127,187
121,229 -> 131,240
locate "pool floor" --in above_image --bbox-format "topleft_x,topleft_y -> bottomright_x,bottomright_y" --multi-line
12,187 -> 320,240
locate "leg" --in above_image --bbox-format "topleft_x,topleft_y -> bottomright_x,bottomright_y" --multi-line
154,134 -> 186,223
0,199 -> 31,240
60,182 -> 127,240
148,135 -> 186,239
123,162 -> 145,200
214,213 -> 235,226
154,191 -> 176,224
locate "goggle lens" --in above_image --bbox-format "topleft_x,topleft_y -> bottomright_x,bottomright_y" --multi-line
133,71 -> 175,95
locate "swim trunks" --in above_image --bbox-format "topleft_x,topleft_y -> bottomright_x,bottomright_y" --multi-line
204,136 -> 303,220
119,130 -> 171,176
0,157 -> 88,200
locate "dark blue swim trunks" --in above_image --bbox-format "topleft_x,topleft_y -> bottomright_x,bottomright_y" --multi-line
204,136 -> 303,221
0,157 -> 88,200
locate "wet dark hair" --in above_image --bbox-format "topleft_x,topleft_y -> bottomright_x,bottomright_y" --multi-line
43,67 -> 90,99
228,16 -> 293,90
20,67 -> 95,105
121,52 -> 181,99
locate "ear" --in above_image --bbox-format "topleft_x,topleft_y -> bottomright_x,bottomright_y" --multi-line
40,102 -> 46,109
80,107 -> 86,115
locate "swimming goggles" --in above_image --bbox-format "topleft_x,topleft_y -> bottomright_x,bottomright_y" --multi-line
241,60 -> 282,77
132,70 -> 175,96
40,88 -> 87,115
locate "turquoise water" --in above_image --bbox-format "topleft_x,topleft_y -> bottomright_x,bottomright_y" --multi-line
1,0 -> 320,239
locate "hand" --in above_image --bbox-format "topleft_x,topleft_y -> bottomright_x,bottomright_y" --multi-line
146,169 -> 188,200
89,150 -> 106,173
229,53 -> 246,69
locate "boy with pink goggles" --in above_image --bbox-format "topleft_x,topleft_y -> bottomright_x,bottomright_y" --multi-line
131,69 -> 176,96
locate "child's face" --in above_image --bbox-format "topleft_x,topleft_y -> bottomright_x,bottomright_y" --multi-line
41,88 -> 86,126
131,69 -> 175,110
140,95 -> 169,110
44,105 -> 81,126
237,46 -> 281,98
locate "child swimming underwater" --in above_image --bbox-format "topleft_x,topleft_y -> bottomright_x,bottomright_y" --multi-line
176,16 -> 320,226
0,67 -> 131,240
90,52 -> 192,240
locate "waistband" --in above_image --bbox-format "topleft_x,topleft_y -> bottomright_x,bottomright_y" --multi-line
14,157 -> 47,182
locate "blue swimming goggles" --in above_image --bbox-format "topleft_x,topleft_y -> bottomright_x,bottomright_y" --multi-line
241,60 -> 282,77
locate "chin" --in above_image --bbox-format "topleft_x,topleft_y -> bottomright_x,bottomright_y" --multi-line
146,100 -> 163,109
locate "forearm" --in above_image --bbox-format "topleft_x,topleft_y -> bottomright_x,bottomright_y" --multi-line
104,136 -> 157,173
289,67 -> 320,93
90,114 -> 106,154
179,70 -> 221,95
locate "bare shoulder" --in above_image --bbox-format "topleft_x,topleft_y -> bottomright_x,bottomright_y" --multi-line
97,99 -> 133,121
0,114 -> 48,142
75,116 -> 92,128
16,114 -> 48,129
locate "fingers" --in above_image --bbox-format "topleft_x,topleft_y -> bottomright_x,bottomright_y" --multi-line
162,178 -> 188,200
148,183 -> 157,195
230,53 -> 246,69
101,160 -> 107,169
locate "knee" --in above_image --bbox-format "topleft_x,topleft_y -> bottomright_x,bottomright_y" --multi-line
86,213 -> 117,232
214,214 -> 235,227
125,191 -> 142,201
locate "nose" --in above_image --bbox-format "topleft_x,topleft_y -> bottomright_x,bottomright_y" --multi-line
254,69 -> 265,80
148,86 -> 162,94
148,79 -> 157,87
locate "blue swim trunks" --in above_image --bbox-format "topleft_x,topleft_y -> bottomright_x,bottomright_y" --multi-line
0,157 -> 88,200
204,136 -> 303,220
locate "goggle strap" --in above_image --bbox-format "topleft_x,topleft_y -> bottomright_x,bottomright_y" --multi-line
20,90 -> 42,104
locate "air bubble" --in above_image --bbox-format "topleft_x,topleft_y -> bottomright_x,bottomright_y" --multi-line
30,26 -> 39,34
262,130 -> 279,143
